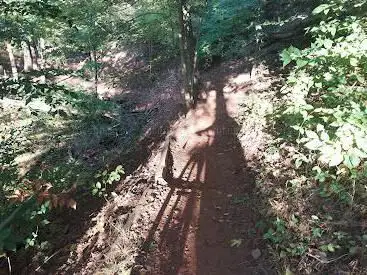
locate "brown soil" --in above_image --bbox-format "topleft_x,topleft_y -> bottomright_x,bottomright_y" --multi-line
132,62 -> 275,275
12,58 -> 278,275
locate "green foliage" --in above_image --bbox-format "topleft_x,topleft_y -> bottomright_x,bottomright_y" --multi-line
269,0 -> 367,266
0,74 -> 130,256
92,165 -> 125,196
198,0 -> 260,61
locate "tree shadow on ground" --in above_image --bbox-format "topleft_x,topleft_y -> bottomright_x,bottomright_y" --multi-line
135,62 -> 276,274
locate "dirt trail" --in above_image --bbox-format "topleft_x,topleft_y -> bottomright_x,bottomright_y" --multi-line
135,63 -> 273,275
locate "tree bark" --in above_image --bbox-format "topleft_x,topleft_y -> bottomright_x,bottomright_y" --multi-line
178,0 -> 195,108
38,38 -> 46,83
178,0 -> 188,104
22,41 -> 32,72
29,41 -> 39,70
5,41 -> 18,80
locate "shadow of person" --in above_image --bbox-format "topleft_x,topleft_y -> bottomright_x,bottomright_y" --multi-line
137,64 -> 266,275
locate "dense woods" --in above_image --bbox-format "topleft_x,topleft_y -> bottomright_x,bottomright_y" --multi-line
0,0 -> 366,274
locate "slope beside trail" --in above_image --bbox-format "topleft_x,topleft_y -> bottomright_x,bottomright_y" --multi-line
133,61 -> 275,275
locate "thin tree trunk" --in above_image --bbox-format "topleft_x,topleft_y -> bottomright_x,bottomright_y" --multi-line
29,41 -> 39,70
5,41 -> 18,80
185,10 -> 196,103
22,41 -> 32,72
38,38 -> 46,83
178,0 -> 191,107
0,65 -> 4,79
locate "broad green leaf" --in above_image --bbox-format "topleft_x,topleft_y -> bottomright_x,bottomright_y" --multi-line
344,151 -> 361,169
329,26 -> 336,37
323,39 -> 333,49
327,243 -> 335,252
280,50 -> 292,67
316,124 -> 324,132
320,132 -> 329,141
352,148 -> 367,158
328,151 -> 343,166
350,58 -> 358,67
296,59 -> 308,68
312,4 -> 330,14
305,130 -> 319,139
355,136 -> 367,152
304,139 -> 323,150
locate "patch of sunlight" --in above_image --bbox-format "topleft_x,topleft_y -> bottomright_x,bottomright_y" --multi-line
230,73 -> 251,85
15,148 -> 51,177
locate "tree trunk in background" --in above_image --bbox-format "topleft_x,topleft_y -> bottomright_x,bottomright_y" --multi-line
5,41 -> 18,80
22,41 -> 32,72
29,41 -> 39,70
38,38 -> 46,83
186,10 -> 197,104
178,0 -> 191,108
177,0 -> 198,108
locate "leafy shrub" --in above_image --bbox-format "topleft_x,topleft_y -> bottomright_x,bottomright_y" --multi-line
0,77 -> 125,257
198,0 -> 260,63
267,0 -> 367,267
92,165 -> 125,197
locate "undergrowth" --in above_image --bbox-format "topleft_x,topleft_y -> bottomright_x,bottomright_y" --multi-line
252,0 -> 367,273
0,76 -> 140,257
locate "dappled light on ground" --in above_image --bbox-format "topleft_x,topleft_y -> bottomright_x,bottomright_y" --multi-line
134,62 -> 273,274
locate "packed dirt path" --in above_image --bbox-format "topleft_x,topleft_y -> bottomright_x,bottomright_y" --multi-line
135,63 -> 273,275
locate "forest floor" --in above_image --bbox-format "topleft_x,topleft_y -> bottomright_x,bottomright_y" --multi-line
131,61 -> 277,275
10,47 -> 284,274
42,57 -> 281,275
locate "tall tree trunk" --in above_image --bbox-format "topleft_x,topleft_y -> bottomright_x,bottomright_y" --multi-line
186,11 -> 197,103
29,41 -> 39,70
178,0 -> 191,107
5,41 -> 18,80
38,38 -> 46,83
22,41 -> 32,72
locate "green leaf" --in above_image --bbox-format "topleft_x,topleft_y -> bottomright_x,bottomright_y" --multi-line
344,151 -> 361,169
316,124 -> 324,132
329,26 -> 336,37
306,130 -> 319,139
296,59 -> 308,68
327,243 -> 335,252
323,39 -> 333,49
96,182 -> 102,189
320,132 -> 329,141
305,139 -> 323,150
320,244 -> 329,252
355,136 -> 367,152
280,50 -> 292,67
350,58 -> 358,67
329,151 -> 343,167
312,4 -> 330,14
